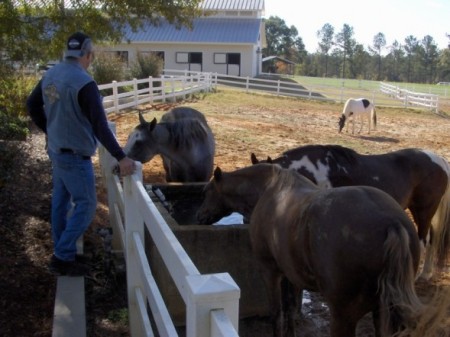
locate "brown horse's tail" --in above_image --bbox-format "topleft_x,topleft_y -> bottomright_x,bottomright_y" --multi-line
378,225 -> 423,336
432,167 -> 450,270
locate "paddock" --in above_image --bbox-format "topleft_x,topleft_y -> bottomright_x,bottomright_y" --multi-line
100,88 -> 450,336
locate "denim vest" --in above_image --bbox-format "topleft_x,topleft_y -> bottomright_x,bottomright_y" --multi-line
42,60 -> 97,157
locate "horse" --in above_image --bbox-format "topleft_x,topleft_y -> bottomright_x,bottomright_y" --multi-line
251,145 -> 450,280
123,106 -> 215,182
197,164 -> 423,337
338,98 -> 377,134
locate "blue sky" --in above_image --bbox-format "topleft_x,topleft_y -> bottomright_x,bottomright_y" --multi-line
264,0 -> 449,53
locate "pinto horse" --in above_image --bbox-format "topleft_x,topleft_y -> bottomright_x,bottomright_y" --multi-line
197,164 -> 423,337
251,145 -> 450,280
338,98 -> 377,134
124,106 -> 215,182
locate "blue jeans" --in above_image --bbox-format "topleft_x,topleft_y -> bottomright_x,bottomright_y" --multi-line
48,150 -> 97,261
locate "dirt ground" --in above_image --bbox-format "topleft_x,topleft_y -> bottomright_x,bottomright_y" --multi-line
1,87 -> 449,336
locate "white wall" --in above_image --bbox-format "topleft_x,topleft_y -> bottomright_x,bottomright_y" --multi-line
100,42 -> 258,77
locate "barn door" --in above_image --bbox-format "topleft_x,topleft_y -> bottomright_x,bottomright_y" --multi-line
227,53 -> 241,76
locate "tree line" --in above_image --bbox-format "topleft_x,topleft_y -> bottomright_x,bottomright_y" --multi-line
264,16 -> 450,83
1,1 -> 448,85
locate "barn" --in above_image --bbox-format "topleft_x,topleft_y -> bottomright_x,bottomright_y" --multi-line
100,0 -> 267,77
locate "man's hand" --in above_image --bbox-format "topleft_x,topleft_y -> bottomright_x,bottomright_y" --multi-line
118,157 -> 136,176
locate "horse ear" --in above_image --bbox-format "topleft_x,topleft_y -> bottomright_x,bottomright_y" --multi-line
139,111 -> 146,124
250,153 -> 259,165
214,167 -> 222,181
149,117 -> 157,131
267,156 -> 273,164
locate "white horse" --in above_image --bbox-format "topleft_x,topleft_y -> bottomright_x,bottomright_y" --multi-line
338,98 -> 377,134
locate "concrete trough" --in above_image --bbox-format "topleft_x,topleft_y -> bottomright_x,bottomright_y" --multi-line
144,182 -> 269,325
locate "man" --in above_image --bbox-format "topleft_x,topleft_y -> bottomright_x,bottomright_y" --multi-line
26,32 -> 135,276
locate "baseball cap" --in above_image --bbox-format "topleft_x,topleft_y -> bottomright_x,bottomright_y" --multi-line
64,32 -> 92,58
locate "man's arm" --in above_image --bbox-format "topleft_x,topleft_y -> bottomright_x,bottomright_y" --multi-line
26,80 -> 47,133
78,82 -> 127,161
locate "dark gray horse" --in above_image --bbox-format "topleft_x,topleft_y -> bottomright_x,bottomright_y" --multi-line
124,106 -> 215,182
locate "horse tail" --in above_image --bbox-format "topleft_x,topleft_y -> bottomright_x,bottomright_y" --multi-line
378,225 -> 423,336
432,160 -> 450,270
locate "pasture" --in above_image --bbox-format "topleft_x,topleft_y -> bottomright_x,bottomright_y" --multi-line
105,86 -> 450,336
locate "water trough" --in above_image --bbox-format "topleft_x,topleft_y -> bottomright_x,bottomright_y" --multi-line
144,182 -> 269,325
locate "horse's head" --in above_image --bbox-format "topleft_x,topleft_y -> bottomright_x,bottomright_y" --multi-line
123,112 -> 159,163
197,165 -> 281,224
197,167 -> 236,224
338,115 -> 346,133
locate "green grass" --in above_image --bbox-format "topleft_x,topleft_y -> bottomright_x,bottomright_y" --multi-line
294,75 -> 450,98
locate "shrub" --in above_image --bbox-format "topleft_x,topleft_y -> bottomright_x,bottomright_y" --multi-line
0,70 -> 36,141
129,53 -> 163,89
91,53 -> 128,96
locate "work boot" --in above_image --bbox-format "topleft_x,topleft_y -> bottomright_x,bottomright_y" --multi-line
49,255 -> 90,276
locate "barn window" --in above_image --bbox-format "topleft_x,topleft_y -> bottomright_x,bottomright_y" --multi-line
102,51 -> 129,66
227,53 -> 240,65
139,51 -> 165,61
189,52 -> 202,64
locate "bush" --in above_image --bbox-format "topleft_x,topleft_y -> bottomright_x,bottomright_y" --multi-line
0,71 -> 36,141
91,53 -> 128,96
0,111 -> 28,140
129,53 -> 163,89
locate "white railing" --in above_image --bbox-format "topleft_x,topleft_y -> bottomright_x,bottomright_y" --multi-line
380,82 -> 439,113
98,137 -> 240,337
98,72 -> 214,114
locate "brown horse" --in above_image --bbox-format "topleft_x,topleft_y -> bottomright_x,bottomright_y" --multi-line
251,145 -> 450,280
197,164 -> 423,337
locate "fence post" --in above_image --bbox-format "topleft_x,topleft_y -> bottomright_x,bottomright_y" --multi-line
170,77 -> 176,102
185,273 -> 240,337
101,122 -> 124,251
148,77 -> 153,104
124,163 -> 145,337
162,76 -> 166,103
112,80 -> 118,112
133,78 -> 138,107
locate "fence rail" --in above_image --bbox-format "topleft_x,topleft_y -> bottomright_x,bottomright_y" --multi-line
98,138 -> 240,337
97,70 -> 444,117
98,72 -> 214,114
380,82 -> 439,112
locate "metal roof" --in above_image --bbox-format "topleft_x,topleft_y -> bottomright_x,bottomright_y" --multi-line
200,0 -> 265,11
124,18 -> 262,44
262,56 -> 296,64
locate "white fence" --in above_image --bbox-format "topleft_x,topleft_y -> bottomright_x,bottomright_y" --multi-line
96,69 -> 443,115
98,144 -> 240,337
380,82 -> 439,112
98,71 -> 215,114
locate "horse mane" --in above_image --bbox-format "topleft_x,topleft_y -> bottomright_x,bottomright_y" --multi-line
285,144 -> 359,166
323,145 -> 359,165
164,119 -> 210,150
342,98 -> 353,114
268,164 -> 316,192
